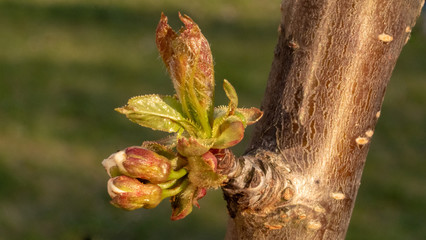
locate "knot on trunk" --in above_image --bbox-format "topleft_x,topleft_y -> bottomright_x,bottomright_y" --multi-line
219,150 -> 293,217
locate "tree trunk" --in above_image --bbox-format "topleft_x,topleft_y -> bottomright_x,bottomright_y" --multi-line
220,0 -> 424,239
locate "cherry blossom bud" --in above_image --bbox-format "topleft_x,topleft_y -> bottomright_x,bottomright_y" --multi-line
108,176 -> 162,210
102,146 -> 171,183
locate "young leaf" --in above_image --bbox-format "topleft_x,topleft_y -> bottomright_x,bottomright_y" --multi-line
212,116 -> 245,149
235,107 -> 263,125
116,95 -> 200,135
170,183 -> 197,220
193,187 -> 207,208
213,105 -> 228,118
156,13 -> 214,135
176,137 -> 214,157
141,141 -> 177,160
201,151 -> 218,172
223,79 -> 238,114
187,156 -> 227,188
213,106 -> 263,128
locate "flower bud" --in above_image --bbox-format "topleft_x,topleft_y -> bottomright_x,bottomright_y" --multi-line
102,146 -> 171,183
108,176 -> 162,210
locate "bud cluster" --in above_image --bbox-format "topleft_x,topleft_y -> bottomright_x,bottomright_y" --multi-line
103,145 -> 188,211
102,13 -> 262,220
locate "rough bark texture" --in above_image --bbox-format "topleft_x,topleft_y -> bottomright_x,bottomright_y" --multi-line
221,0 -> 424,239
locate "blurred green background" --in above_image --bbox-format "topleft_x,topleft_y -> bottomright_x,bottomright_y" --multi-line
0,0 -> 424,239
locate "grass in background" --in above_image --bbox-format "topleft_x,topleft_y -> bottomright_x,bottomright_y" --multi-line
0,1 -> 424,239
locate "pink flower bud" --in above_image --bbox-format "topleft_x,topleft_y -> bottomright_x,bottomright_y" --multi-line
108,176 -> 162,210
102,146 -> 171,183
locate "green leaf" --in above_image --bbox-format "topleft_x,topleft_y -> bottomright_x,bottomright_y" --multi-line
171,183 -> 197,220
176,137 -> 214,157
213,105 -> 228,118
236,107 -> 263,125
223,79 -> 238,114
141,141 -> 177,160
213,106 -> 263,130
116,95 -> 200,135
212,105 -> 229,136
187,156 -> 227,188
212,116 -> 245,149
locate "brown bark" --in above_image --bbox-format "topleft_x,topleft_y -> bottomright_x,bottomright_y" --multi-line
220,0 -> 424,239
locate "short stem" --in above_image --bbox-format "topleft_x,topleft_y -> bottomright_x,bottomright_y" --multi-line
161,179 -> 189,199
199,113 -> 212,138
167,168 -> 188,180
157,179 -> 178,189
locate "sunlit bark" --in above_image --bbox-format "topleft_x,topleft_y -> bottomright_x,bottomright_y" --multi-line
221,0 -> 424,239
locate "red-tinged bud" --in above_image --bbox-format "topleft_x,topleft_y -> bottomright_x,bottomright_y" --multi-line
156,13 -> 214,102
209,148 -> 234,174
102,146 -> 171,183
193,187 -> 207,208
201,151 -> 217,172
209,148 -> 227,160
156,13 -> 214,130
124,147 -> 171,183
108,176 -> 162,210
